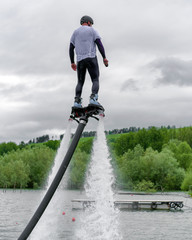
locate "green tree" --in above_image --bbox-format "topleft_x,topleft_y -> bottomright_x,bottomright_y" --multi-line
0,145 -> 55,189
181,171 -> 192,191
0,142 -> 18,156
177,127 -> 192,147
148,127 -> 164,151
44,140 -> 60,151
150,148 -> 185,190
116,145 -> 144,188
115,145 -> 184,191
68,149 -> 90,188
177,142 -> 192,170
11,160 -> 29,188
114,132 -> 136,156
77,137 -> 93,154
22,146 -> 55,188
0,164 -> 10,188
135,128 -> 149,150
134,180 -> 156,192
19,141 -> 26,149
164,140 -> 192,170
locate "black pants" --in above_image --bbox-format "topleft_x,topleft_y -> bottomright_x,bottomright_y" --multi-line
75,57 -> 99,98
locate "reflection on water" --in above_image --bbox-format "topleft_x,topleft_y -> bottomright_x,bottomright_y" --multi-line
0,190 -> 192,240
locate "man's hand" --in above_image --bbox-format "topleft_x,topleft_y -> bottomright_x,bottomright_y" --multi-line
71,63 -> 77,71
103,58 -> 108,67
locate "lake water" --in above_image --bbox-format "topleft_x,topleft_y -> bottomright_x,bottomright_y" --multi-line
1,189 -> 192,240
2,119 -> 192,240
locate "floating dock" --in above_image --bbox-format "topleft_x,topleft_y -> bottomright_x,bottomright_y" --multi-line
114,200 -> 184,210
71,199 -> 184,210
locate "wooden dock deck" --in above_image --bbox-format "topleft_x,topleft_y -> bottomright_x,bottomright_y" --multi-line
71,199 -> 184,210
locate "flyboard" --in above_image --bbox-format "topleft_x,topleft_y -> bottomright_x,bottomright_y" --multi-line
70,104 -> 105,121
18,104 -> 104,240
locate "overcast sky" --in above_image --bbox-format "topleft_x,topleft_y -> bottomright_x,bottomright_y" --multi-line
1,0 -> 192,143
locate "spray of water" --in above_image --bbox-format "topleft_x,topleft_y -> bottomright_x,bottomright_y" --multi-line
46,119 -> 72,189
30,119 -> 72,240
76,116 -> 122,240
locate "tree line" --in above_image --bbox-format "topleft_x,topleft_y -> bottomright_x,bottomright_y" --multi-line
26,125 -> 177,143
1,126 -> 192,191
109,126 -> 192,191
0,145 -> 55,189
0,137 -> 93,190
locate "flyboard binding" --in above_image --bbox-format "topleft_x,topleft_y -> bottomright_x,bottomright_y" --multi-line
70,104 -> 105,123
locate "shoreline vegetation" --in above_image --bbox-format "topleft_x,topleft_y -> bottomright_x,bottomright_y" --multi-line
1,126 -> 192,194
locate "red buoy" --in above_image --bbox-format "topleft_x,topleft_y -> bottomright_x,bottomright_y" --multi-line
62,212 -> 65,215
72,217 -> 75,222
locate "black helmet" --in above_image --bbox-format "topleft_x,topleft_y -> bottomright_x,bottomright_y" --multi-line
80,15 -> 94,25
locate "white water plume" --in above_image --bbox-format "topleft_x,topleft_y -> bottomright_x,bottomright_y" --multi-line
46,119 -> 72,189
30,119 -> 72,240
76,116 -> 122,240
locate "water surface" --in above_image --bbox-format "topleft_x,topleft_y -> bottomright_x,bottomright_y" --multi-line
0,190 -> 192,240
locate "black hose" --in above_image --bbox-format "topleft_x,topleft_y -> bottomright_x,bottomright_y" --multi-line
18,117 -> 88,240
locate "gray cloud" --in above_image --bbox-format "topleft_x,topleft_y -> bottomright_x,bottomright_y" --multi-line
1,0 -> 192,142
150,57 -> 192,86
120,79 -> 139,91
0,0 -> 73,76
0,83 -> 27,100
1,0 -> 192,77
